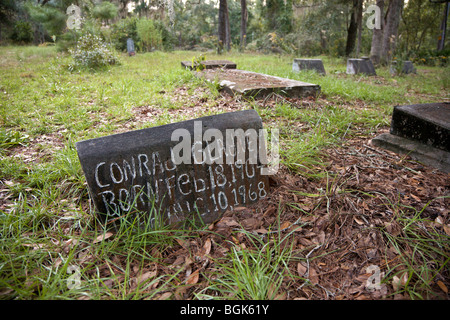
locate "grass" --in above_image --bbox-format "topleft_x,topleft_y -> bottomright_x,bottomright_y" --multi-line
379,196 -> 450,300
0,45 -> 448,300
197,237 -> 293,300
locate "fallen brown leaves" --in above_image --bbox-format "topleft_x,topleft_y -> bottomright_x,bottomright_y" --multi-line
128,86 -> 244,131
89,130 -> 445,300
111,112 -> 446,300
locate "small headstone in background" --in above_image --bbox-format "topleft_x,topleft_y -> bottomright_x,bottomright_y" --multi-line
292,59 -> 326,75
390,60 -> 416,75
127,38 -> 135,56
346,58 -> 377,76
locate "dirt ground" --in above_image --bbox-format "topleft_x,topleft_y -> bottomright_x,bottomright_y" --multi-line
159,135 -> 449,300
130,90 -> 449,300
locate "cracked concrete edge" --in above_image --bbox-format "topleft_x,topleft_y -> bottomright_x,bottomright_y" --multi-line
371,133 -> 450,173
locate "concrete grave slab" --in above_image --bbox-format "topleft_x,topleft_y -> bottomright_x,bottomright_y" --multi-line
76,110 -> 270,226
181,60 -> 237,70
293,59 -> 326,75
371,133 -> 450,173
371,102 -> 450,172
346,58 -> 377,76
390,103 -> 449,152
198,69 -> 320,99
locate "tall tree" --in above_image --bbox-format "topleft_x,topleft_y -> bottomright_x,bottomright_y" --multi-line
0,0 -> 17,42
381,0 -> 404,63
345,0 -> 363,56
264,0 -> 293,35
92,1 -> 119,25
370,0 -> 385,64
240,0 -> 247,50
355,0 -> 364,57
218,0 -> 231,53
115,0 -> 131,19
399,0 -> 441,53
436,1 -> 448,51
370,0 -> 404,65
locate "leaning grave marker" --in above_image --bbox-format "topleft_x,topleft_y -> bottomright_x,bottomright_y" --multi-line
76,110 -> 270,226
292,59 -> 326,75
390,60 -> 416,75
346,58 -> 377,76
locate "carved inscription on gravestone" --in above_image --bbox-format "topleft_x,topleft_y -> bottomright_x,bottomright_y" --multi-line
76,110 -> 270,226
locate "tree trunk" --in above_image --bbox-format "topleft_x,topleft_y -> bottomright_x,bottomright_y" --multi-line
218,0 -> 231,53
370,0 -> 385,65
381,0 -> 404,64
320,30 -> 327,52
345,0 -> 363,57
355,0 -> 364,57
240,0 -> 248,51
437,2 -> 449,51
225,2 -> 231,51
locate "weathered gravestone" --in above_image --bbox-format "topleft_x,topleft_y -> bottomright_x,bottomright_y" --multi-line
292,59 -> 326,75
181,60 -> 237,70
127,38 -> 135,56
198,69 -> 321,99
371,102 -> 450,173
346,58 -> 376,76
390,61 -> 416,75
76,110 -> 270,226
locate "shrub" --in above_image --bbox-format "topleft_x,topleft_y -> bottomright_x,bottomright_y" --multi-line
136,18 -> 162,52
199,35 -> 218,50
24,2 -> 67,37
410,49 -> 449,67
284,32 -> 323,56
11,21 -> 34,44
111,17 -> 139,52
328,37 -> 346,58
154,20 -> 176,51
69,33 -> 119,70
110,18 -> 173,53
56,31 -> 77,52
92,1 -> 118,24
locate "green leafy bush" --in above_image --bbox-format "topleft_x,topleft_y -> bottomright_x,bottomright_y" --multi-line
110,17 -> 139,52
92,1 -> 118,24
110,18 -> 174,53
56,31 -> 77,52
328,37 -> 346,58
410,49 -> 449,67
136,18 -> 162,52
69,33 -> 119,70
154,20 -> 176,51
10,21 -> 34,44
24,2 -> 67,37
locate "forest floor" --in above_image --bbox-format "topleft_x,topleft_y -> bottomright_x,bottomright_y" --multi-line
0,46 -> 449,301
